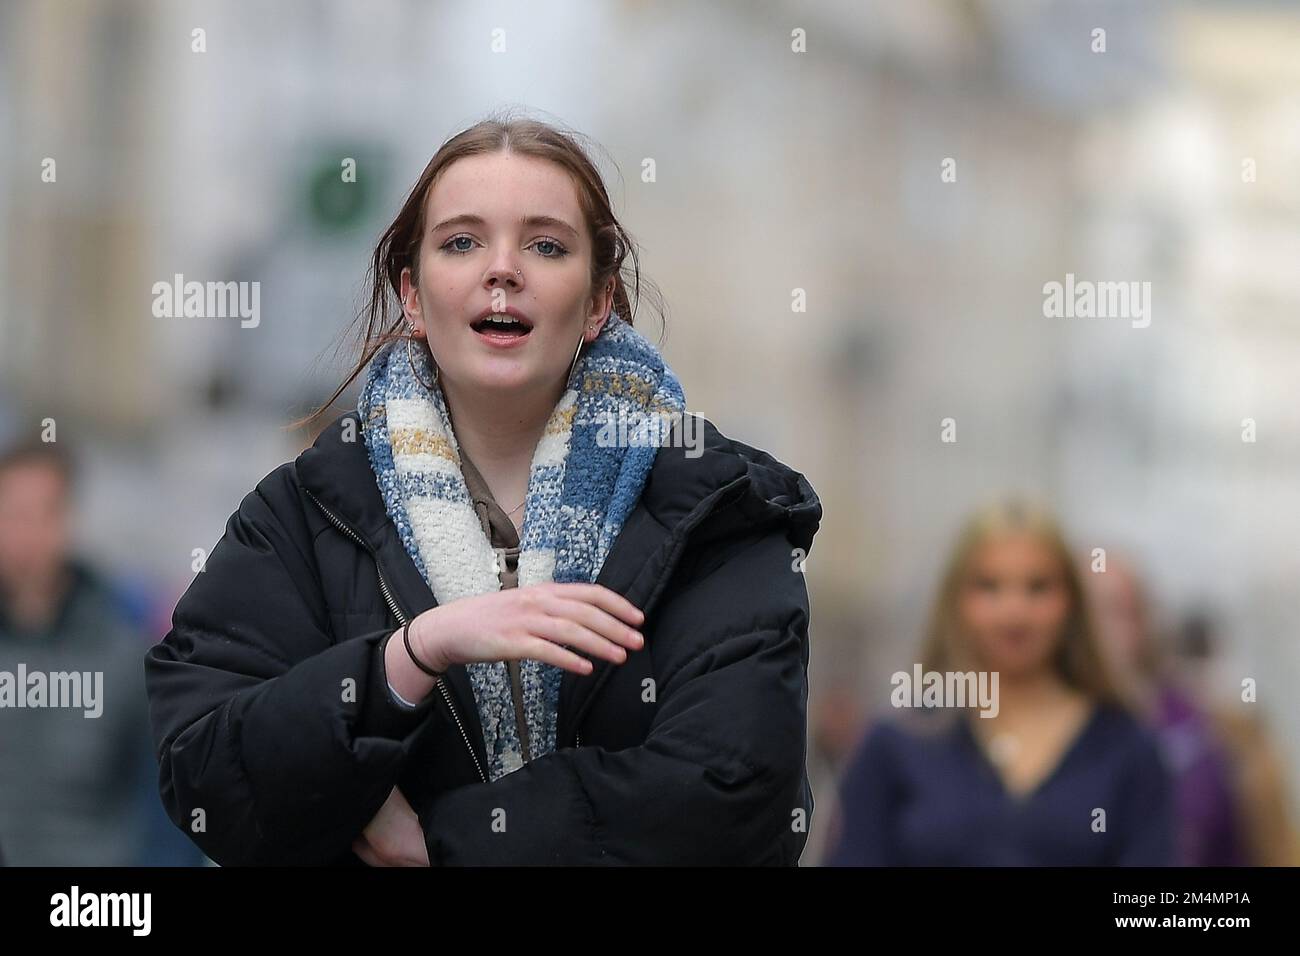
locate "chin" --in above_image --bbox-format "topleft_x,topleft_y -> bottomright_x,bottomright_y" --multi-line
459,359 -> 541,392
975,642 -> 1037,674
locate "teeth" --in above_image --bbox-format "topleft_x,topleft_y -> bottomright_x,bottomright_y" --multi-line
482,315 -> 521,326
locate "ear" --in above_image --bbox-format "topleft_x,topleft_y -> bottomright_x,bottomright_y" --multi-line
399,266 -> 424,334
586,280 -> 616,341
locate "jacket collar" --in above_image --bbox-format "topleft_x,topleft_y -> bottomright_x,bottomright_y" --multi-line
296,410 -> 822,757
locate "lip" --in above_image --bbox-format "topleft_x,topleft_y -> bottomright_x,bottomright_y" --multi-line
470,305 -> 534,349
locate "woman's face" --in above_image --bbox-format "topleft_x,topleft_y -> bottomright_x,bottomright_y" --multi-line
1087,561 -> 1145,672
400,151 -> 613,402
956,532 -> 1072,680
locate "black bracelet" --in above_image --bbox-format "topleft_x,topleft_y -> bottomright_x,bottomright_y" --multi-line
402,620 -> 445,679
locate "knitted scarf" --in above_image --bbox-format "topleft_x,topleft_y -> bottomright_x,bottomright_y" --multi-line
357,312 -> 687,781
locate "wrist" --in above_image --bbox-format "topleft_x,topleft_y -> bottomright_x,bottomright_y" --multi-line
409,614 -> 448,676
382,628 -> 434,708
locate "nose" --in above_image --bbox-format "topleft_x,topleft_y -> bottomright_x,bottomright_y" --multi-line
484,262 -> 522,292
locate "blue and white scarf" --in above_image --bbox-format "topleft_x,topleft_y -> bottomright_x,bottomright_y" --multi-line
357,312 -> 686,781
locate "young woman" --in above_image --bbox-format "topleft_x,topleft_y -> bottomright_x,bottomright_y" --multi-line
824,500 -> 1174,866
143,116 -> 822,866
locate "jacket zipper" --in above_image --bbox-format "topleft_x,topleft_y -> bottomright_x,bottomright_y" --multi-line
303,488 -> 488,784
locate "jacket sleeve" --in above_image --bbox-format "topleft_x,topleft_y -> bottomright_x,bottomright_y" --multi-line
144,463 -> 437,866
419,527 -> 815,865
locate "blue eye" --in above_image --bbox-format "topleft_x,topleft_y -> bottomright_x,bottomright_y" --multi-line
533,239 -> 568,258
439,235 -> 568,258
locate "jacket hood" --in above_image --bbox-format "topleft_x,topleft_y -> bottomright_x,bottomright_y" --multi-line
636,414 -> 822,557
719,431 -> 822,555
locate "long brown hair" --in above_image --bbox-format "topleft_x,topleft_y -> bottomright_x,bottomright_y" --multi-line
290,111 -> 664,435
918,497 -> 1128,709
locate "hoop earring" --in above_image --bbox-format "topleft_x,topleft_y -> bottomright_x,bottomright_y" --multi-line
567,324 -> 594,385
406,329 -> 439,390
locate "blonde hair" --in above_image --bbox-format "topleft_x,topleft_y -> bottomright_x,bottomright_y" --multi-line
917,497 -> 1128,709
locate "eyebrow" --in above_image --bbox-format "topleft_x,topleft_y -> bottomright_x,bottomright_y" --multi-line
430,213 -> 580,239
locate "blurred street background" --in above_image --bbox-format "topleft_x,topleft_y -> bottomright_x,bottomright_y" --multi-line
2,0 -> 1298,865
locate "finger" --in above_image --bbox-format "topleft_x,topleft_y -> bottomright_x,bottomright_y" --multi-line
352,837 -> 389,867
541,594 -> 644,651
512,635 -> 597,675
529,614 -> 630,665
398,839 -> 431,867
546,582 -> 645,627
388,786 -> 414,814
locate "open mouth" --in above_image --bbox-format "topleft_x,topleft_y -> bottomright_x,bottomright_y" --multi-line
471,314 -> 533,342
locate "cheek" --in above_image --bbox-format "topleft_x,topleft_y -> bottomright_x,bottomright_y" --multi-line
958,591 -> 996,635
420,272 -> 457,308
1031,591 -> 1070,635
416,255 -> 466,300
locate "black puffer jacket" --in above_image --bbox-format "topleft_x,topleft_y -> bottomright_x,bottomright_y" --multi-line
144,410 -> 822,865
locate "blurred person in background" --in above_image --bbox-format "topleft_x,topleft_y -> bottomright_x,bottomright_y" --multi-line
1176,611 -> 1300,866
803,680 -> 864,865
0,438 -> 153,865
1085,554 -> 1245,866
824,499 -> 1174,866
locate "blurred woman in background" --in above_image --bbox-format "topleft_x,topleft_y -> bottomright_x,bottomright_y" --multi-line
825,499 -> 1174,866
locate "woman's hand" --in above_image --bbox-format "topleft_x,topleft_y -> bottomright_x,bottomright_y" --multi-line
353,786 -> 429,866
413,582 -> 645,675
